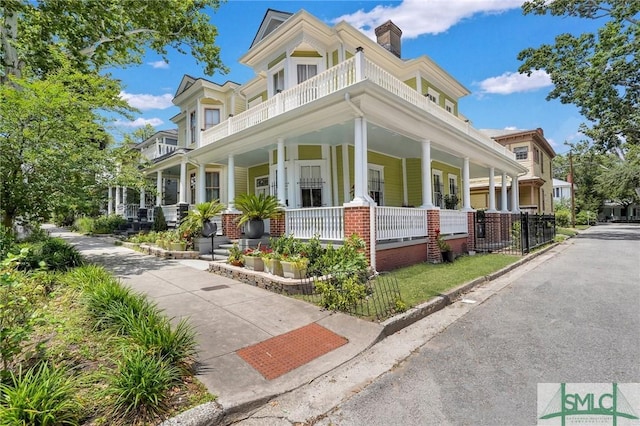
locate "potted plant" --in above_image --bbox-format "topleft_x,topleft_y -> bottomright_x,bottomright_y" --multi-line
227,243 -> 244,266
242,244 -> 264,271
444,194 -> 459,210
435,228 -> 454,262
261,250 -> 283,276
233,193 -> 283,239
179,201 -> 225,253
167,229 -> 186,252
280,254 -> 309,279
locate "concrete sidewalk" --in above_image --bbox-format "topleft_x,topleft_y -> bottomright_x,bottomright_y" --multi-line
46,226 -> 383,421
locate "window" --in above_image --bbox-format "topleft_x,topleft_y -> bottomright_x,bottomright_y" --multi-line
273,68 -> 285,93
206,172 -> 220,201
255,176 -> 269,197
534,147 -> 540,163
299,165 -> 323,207
448,175 -> 458,197
189,172 -> 197,203
204,108 -> 220,129
541,152 -> 544,173
426,87 -> 439,104
165,138 -> 178,146
189,111 -> 196,144
445,99 -> 455,114
433,171 -> 444,207
297,64 -> 317,84
368,166 -> 384,206
514,146 -> 528,160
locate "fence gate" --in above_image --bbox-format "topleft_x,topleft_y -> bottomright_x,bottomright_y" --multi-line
474,212 -> 556,255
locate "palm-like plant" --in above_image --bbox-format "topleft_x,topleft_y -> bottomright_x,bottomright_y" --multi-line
233,193 -> 283,227
179,200 -> 225,236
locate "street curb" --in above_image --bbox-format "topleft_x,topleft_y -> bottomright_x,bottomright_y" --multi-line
163,242 -> 561,426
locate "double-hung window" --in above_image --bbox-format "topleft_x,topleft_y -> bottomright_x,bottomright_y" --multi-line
297,64 -> 317,84
299,165 -> 323,207
368,166 -> 384,206
514,146 -> 528,160
204,108 -> 220,129
273,68 -> 285,93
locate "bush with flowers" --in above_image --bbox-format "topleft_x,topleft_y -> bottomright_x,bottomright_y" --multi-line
434,228 -> 451,252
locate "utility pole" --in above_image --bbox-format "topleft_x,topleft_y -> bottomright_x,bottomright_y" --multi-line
569,152 -> 576,228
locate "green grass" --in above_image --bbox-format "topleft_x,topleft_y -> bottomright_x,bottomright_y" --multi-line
556,227 -> 579,237
387,254 -> 520,308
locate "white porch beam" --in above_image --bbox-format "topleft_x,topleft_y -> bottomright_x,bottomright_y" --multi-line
501,171 -> 509,213
197,163 -> 206,203
488,167 -> 496,212
156,171 -> 163,206
462,157 -> 472,211
420,140 -> 434,209
277,138 -> 286,207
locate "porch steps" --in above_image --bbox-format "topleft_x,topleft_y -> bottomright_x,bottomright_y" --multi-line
214,237 -> 272,259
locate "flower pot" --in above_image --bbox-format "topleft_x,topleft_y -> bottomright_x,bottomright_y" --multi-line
441,250 -> 454,263
280,261 -> 307,279
264,258 -> 283,276
244,219 -> 264,239
243,256 -> 264,272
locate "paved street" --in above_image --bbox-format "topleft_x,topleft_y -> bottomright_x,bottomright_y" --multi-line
315,223 -> 640,425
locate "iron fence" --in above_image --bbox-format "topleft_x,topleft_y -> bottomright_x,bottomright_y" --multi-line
474,212 -> 556,255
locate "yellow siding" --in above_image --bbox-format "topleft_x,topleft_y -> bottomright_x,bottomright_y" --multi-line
332,50 -> 338,66
247,164 -> 269,195
471,192 -> 488,210
336,147 -> 345,203
235,167 -> 248,197
406,158 -> 422,207
268,53 -> 286,69
298,145 -> 322,160
368,152 -> 403,206
291,50 -> 322,57
346,51 -> 353,59
404,77 -> 417,90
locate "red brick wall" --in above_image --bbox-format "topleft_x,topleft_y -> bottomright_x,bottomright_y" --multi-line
222,213 -> 242,240
426,209 -> 441,263
344,206 -> 372,266
376,243 -> 428,271
467,211 -> 475,252
270,214 -> 285,237
446,236 -> 468,255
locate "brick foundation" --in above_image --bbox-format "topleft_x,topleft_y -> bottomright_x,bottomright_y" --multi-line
426,209 -> 441,263
344,206 -> 372,266
467,211 -> 476,252
376,242 -> 428,271
270,214 -> 285,237
222,213 -> 242,240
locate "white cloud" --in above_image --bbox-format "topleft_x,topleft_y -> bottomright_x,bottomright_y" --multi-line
115,117 -> 164,128
148,60 -> 169,69
333,0 -> 523,39
477,70 -> 552,95
119,91 -> 173,110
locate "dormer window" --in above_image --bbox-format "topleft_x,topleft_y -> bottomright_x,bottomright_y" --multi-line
426,87 -> 439,104
204,108 -> 220,129
297,64 -> 317,83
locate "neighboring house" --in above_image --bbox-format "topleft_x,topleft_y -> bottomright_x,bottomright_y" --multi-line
107,9 -> 527,270
552,178 -> 574,207
600,201 -> 640,222
470,128 -> 555,214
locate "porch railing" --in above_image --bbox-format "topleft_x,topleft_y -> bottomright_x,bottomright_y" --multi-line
285,207 -> 344,241
199,55 -> 514,160
376,207 -> 427,241
162,205 -> 179,225
141,142 -> 177,160
440,209 -> 468,235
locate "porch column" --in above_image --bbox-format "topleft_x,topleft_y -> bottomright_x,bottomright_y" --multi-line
107,187 -> 113,215
346,116 -> 369,206
179,160 -> 187,204
156,171 -> 163,206
355,46 -> 364,82
277,138 -> 286,206
139,188 -> 145,209
462,157 -> 471,211
115,185 -> 121,214
501,171 -> 509,212
511,174 -> 519,213
122,187 -> 127,207
420,140 -> 434,209
197,163 -> 206,203
195,98 -> 202,148
488,167 -> 496,212
227,154 -> 236,211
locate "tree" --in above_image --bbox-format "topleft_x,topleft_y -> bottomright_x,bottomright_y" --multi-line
0,64 -> 129,229
518,1 -> 639,153
1,0 -> 227,81
597,145 -> 640,219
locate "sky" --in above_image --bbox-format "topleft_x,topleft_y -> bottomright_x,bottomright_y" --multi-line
107,0 -> 601,155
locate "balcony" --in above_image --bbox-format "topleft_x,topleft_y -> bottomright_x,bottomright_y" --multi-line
141,142 -> 178,161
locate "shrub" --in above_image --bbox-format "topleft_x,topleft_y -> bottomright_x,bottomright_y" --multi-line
19,237 -> 84,272
555,208 -> 571,228
0,363 -> 80,426
62,264 -> 115,290
152,207 -> 168,232
73,216 -> 95,234
93,215 -> 127,234
107,347 -> 180,423
315,274 -> 367,311
0,225 -> 16,260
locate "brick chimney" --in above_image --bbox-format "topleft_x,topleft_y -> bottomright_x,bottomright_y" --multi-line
375,20 -> 402,58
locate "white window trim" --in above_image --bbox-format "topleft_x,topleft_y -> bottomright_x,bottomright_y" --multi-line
291,159 -> 330,208
433,169 -> 444,207
268,63 -> 286,97
427,87 -> 440,104
292,57 -> 324,85
255,175 -> 269,196
368,164 -> 384,206
445,99 -> 455,114
447,173 -> 458,195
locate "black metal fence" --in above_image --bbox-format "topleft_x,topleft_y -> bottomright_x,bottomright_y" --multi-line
292,271 -> 404,321
474,212 -> 555,255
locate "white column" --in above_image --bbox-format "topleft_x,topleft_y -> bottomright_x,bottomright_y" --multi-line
122,187 -> 128,207
361,118 -> 373,203
196,98 -> 202,148
277,139 -> 286,206
402,158 -> 408,206
197,163 -> 206,203
115,185 -> 121,213
139,188 -> 145,209
227,155 -> 236,211
156,171 -> 163,206
346,116 -> 368,206
501,172 -> 509,212
107,187 -> 113,215
341,143 -> 350,203
488,167 -> 496,212
420,140 -> 434,209
179,160 -> 187,204
511,175 -> 519,213
462,157 -> 471,211
354,47 -> 364,81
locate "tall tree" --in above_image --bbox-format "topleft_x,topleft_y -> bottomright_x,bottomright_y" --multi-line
517,0 -> 639,153
1,0 -> 227,81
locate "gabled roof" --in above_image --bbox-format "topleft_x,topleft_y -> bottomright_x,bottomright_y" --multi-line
482,128 -> 556,158
250,9 -> 294,48
174,75 -> 198,98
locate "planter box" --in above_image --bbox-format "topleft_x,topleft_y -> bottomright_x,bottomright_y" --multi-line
280,261 -> 307,279
264,258 -> 283,276
170,242 -> 187,252
243,256 -> 264,272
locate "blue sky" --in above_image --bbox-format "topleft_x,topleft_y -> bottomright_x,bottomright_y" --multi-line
108,0 -> 599,155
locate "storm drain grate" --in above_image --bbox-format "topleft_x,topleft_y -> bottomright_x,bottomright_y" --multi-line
200,285 -> 229,291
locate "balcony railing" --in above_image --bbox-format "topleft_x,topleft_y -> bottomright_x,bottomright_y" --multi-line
440,209 -> 468,235
376,207 -> 428,241
141,142 -> 178,160
200,55 -> 515,160
285,207 -> 344,241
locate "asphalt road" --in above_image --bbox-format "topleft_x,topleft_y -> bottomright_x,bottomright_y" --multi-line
318,224 -> 640,426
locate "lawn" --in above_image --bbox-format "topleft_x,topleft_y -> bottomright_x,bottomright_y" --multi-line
387,253 -> 520,308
